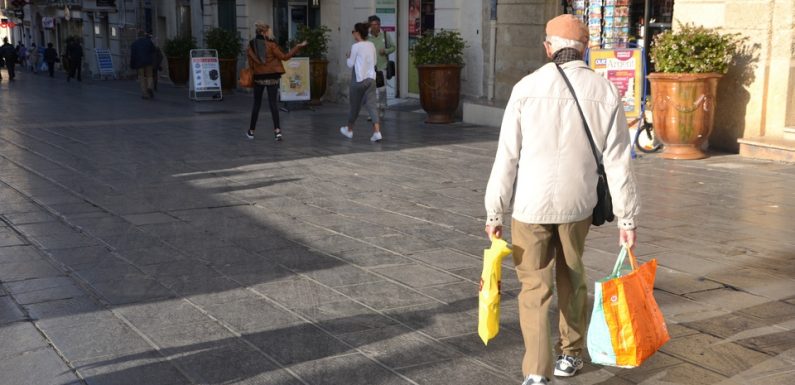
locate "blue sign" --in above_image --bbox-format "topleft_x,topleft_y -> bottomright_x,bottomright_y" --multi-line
95,48 -> 114,76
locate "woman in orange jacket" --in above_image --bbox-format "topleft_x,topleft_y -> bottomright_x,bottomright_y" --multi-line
246,22 -> 307,141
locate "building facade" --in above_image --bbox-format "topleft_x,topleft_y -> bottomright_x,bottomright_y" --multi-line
2,0 -> 792,159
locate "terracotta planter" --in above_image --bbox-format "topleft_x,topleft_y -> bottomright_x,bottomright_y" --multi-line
309,59 -> 328,105
218,58 -> 237,91
417,64 -> 462,124
167,56 -> 189,85
648,73 -> 722,160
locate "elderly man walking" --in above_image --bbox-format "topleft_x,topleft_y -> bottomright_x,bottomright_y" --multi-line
484,15 -> 640,385
130,31 -> 157,99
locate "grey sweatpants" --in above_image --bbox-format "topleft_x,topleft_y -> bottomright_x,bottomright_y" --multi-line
348,77 -> 379,126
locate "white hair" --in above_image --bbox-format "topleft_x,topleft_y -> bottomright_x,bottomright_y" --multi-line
545,35 -> 585,53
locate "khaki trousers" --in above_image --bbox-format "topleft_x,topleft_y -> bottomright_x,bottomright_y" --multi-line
511,217 -> 591,379
138,66 -> 153,96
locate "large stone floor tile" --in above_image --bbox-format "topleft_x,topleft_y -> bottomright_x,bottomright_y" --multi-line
5,276 -> 87,304
0,346 -> 81,385
397,358 -> 515,385
245,323 -> 353,366
291,353 -> 415,385
0,295 -> 26,324
75,352 -> 192,385
372,263 -> 463,288
660,333 -> 771,377
334,281 -> 437,311
0,321 -> 49,359
41,317 -> 153,361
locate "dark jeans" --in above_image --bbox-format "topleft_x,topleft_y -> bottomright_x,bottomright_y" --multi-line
250,84 -> 280,131
47,61 -> 55,77
68,58 -> 81,80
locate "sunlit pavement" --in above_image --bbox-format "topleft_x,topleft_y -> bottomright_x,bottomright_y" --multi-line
1,70 -> 794,385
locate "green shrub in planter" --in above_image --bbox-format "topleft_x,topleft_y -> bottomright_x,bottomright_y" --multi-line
164,36 -> 197,58
204,28 -> 242,59
292,25 -> 331,60
410,29 -> 467,66
651,23 -> 741,74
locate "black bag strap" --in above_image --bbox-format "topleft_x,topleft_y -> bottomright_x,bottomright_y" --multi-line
554,63 -> 602,168
383,31 -> 389,49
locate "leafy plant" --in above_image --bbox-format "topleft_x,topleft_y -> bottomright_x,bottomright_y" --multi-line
163,36 -> 197,58
204,28 -> 242,59
410,29 -> 467,66
651,23 -> 741,74
293,25 -> 331,60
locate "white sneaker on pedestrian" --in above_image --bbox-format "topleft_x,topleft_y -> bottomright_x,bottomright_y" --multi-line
554,355 -> 584,377
370,132 -> 382,142
340,126 -> 353,139
521,374 -> 548,385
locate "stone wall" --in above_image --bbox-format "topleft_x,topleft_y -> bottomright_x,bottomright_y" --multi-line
673,0 -> 795,151
490,0 -> 559,102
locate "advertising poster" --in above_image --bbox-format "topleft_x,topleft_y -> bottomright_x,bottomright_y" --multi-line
409,0 -> 421,37
189,49 -> 222,100
279,57 -> 311,102
588,49 -> 643,119
191,57 -> 221,91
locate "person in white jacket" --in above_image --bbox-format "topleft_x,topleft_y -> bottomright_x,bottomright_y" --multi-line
483,14 -> 640,385
340,22 -> 382,142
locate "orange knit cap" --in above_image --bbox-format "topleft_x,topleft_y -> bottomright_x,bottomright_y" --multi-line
545,14 -> 588,45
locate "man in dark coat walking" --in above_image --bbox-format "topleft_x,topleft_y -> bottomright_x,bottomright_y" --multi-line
130,31 -> 157,99
66,38 -> 84,82
43,43 -> 58,78
0,38 -> 18,80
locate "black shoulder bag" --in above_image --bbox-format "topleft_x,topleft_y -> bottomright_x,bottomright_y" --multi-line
385,33 -> 396,79
555,64 -> 615,226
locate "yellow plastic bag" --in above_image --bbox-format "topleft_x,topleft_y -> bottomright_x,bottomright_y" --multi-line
478,238 -> 512,345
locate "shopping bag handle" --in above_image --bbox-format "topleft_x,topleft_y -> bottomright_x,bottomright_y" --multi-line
610,244 -> 639,278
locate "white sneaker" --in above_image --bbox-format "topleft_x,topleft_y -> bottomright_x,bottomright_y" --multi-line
370,132 -> 382,142
340,126 -> 353,139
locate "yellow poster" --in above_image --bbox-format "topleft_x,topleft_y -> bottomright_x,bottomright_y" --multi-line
588,49 -> 644,119
280,57 -> 311,101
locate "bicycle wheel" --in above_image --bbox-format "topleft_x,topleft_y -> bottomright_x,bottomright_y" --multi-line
635,123 -> 662,153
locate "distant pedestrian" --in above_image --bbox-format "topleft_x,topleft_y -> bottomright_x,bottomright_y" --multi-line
43,43 -> 58,78
483,15 -> 639,385
130,30 -> 157,99
28,43 -> 40,73
339,22 -> 382,142
16,43 -> 27,72
367,15 -> 395,120
66,38 -> 83,82
0,38 -> 18,80
245,22 -> 307,141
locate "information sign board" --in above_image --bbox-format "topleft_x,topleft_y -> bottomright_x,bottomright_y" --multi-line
94,48 -> 115,78
189,49 -> 222,101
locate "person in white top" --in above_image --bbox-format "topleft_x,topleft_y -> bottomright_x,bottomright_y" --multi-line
483,15 -> 640,385
340,22 -> 382,142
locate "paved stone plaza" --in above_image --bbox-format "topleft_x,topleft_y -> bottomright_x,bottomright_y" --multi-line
0,71 -> 794,385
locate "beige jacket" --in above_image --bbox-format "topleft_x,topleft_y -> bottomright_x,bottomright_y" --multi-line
484,60 -> 639,230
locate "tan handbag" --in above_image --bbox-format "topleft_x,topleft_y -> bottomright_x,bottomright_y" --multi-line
239,67 -> 253,88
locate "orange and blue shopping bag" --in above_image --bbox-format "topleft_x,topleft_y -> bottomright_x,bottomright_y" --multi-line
478,238 -> 512,345
587,245 -> 670,367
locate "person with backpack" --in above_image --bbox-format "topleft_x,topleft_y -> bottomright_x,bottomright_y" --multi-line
245,22 -> 306,141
